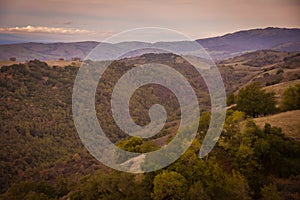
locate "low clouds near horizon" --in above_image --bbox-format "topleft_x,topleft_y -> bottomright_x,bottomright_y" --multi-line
0,25 -> 115,44
0,25 -> 94,34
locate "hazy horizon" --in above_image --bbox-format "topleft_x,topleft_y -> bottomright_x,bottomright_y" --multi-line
0,26 -> 299,45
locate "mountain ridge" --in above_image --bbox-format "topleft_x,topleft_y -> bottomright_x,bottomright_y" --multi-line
0,27 -> 299,61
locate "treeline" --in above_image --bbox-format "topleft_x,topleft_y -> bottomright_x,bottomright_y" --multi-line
227,83 -> 300,117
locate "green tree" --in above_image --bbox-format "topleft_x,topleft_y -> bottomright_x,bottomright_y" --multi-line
70,172 -> 142,200
236,83 -> 276,117
152,171 -> 188,200
116,137 -> 159,163
260,92 -> 276,115
187,181 -> 210,200
117,137 -> 143,152
227,92 -> 235,106
138,141 -> 159,153
6,181 -> 37,200
220,110 -> 246,150
281,84 -> 300,111
224,171 -> 251,200
198,112 -> 211,136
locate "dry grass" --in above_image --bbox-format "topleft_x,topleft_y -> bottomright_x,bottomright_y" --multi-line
45,60 -> 82,67
254,110 -> 300,141
0,60 -> 82,68
263,79 -> 300,105
263,79 -> 300,94
0,60 -> 22,67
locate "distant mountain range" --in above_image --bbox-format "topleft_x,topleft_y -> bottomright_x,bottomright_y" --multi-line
0,27 -> 299,61
197,27 -> 300,59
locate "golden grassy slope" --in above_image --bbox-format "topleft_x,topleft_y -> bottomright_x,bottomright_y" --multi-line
44,60 -> 82,67
254,110 -> 300,141
262,79 -> 300,105
0,60 -> 82,68
0,60 -> 20,67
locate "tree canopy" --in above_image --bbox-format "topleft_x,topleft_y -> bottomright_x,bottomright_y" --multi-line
281,84 -> 300,111
236,83 -> 276,117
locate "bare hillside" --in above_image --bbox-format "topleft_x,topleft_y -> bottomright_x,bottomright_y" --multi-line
254,110 -> 300,141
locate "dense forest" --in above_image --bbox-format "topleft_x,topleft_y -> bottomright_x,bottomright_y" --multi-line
0,53 -> 299,200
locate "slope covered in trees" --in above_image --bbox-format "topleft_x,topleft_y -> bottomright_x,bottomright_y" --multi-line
0,53 -> 299,199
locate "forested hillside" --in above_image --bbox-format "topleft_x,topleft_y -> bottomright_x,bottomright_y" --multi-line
0,52 -> 299,199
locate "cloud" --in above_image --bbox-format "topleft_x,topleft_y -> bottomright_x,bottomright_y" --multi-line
0,25 -> 118,43
0,25 -> 94,35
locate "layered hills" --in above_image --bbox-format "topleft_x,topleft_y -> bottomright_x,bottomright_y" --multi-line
0,28 -> 300,199
0,27 -> 299,61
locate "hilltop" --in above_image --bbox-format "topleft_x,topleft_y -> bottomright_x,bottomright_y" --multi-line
218,50 -> 300,92
0,27 -> 299,62
198,27 -> 300,59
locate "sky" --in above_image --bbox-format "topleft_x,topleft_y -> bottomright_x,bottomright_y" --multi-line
0,0 -> 299,43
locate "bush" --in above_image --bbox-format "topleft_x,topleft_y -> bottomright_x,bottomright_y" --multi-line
280,84 -> 300,111
236,83 -> 276,117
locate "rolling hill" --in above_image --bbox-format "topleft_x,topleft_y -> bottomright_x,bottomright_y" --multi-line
0,27 -> 299,62
217,50 -> 300,93
254,110 -> 300,141
0,48 -> 300,199
197,27 -> 300,59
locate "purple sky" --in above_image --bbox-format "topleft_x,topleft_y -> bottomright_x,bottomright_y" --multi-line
0,0 -> 299,43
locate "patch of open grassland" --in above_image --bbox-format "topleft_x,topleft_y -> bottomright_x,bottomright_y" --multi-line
263,79 -> 300,105
254,110 -> 300,141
